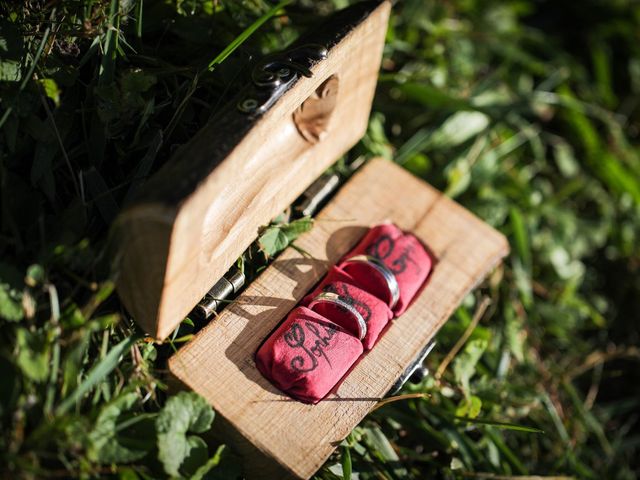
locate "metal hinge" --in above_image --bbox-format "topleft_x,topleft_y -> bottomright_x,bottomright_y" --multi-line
193,269 -> 245,321
237,44 -> 328,115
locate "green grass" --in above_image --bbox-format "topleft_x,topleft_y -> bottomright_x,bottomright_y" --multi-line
1,0 -> 639,479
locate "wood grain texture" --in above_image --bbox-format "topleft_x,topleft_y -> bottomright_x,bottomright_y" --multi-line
168,159 -> 509,479
114,0 -> 391,340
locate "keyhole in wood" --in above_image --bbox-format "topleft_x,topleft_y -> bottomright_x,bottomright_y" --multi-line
292,75 -> 339,144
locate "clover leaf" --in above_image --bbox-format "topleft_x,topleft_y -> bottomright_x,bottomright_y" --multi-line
155,391 -> 215,477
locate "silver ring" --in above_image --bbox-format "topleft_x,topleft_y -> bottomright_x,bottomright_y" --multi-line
342,254 -> 400,309
308,292 -> 367,340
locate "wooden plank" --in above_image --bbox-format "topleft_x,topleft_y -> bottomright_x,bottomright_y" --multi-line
114,0 -> 391,340
169,159 -> 509,479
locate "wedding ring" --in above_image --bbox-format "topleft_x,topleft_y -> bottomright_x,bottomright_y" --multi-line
308,292 -> 367,340
342,255 -> 400,309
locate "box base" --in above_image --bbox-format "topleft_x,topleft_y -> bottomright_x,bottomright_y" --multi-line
168,159 -> 509,479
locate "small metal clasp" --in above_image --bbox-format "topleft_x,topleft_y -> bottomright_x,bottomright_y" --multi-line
387,341 -> 436,396
237,44 -> 328,115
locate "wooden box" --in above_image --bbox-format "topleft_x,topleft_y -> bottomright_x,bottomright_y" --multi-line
114,1 -> 509,478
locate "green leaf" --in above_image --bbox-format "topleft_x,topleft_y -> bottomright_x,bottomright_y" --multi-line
156,391 -> 215,476
281,217 -> 313,242
450,457 -> 465,470
504,303 -> 525,362
591,43 -> 616,108
396,111 -> 489,166
258,217 -> 313,258
468,395 -> 482,418
206,0 -> 293,71
363,113 -> 394,159
427,111 -> 490,151
445,155 -> 472,198
362,424 -> 407,477
98,0 -> 119,86
118,468 -> 140,480
38,78 -> 61,106
56,334 -> 141,415
454,416 -> 544,433
180,436 -> 209,476
88,392 -> 151,463
484,428 -> 529,474
403,152 -> 431,177
0,19 -> 24,82
558,86 -> 640,205
453,338 -> 488,396
399,83 -> 471,110
512,257 -> 533,307
25,264 -> 45,287
399,82 -> 472,110
341,445 -> 352,480
82,281 -> 116,319
362,425 -> 398,462
191,444 -> 227,480
15,328 -> 49,382
553,141 -> 579,178
456,395 -> 482,419
258,226 -> 289,258
509,207 -> 531,270
0,283 -> 23,322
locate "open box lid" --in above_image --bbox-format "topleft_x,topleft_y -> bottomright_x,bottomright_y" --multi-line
113,0 -> 392,340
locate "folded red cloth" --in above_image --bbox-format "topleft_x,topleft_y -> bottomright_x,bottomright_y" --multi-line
338,223 -> 432,315
302,268 -> 393,350
255,306 -> 363,404
256,224 -> 432,403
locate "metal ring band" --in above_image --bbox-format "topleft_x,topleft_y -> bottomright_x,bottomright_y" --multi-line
308,292 -> 367,341
342,254 -> 400,309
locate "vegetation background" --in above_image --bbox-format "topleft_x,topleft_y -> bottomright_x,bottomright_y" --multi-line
1,0 -> 639,478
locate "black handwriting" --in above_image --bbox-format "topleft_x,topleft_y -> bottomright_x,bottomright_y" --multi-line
366,234 -> 395,260
283,321 -> 338,373
365,234 -> 419,275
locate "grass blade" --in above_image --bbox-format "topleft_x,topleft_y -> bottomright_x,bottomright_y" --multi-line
55,333 -> 141,415
206,0 -> 292,71
341,445 -> 352,480
98,0 -> 119,86
452,415 -> 544,434
372,393 -> 429,412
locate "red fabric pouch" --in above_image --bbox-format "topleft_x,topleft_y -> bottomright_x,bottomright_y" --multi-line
255,306 -> 363,404
302,267 -> 393,350
338,223 -> 432,315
